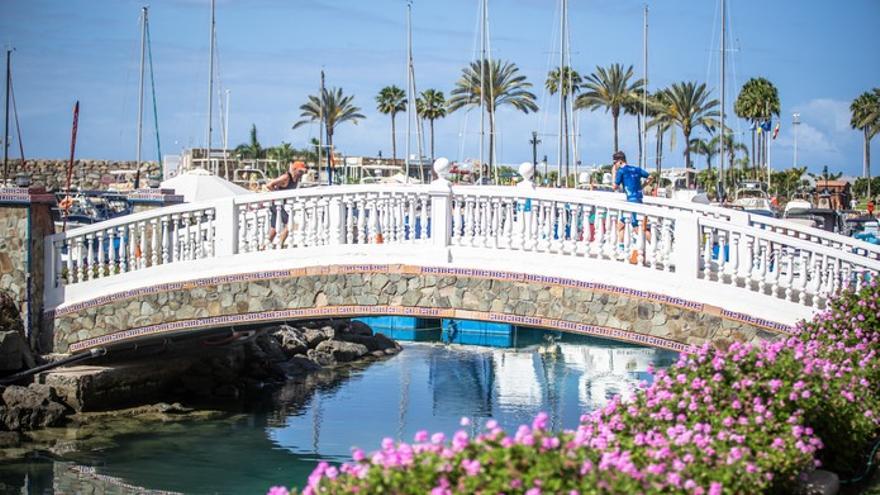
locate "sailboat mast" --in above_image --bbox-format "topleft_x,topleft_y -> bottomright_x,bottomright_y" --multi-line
557,0 -> 565,187
318,70 -> 324,183
136,7 -> 147,175
405,2 -> 412,183
3,48 -> 10,184
719,0 -> 726,199
206,0 -> 215,172
642,5 -> 648,170
479,0 -> 486,183
407,3 -> 426,183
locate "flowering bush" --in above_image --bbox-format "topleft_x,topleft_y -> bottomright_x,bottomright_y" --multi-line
270,281 -> 880,494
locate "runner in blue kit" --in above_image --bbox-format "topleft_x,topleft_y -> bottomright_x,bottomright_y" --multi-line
612,151 -> 653,248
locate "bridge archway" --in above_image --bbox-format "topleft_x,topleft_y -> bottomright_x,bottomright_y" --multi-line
52,264 -> 787,354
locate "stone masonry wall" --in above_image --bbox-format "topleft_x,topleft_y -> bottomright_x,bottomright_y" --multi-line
52,267 -> 782,354
8,159 -> 160,192
0,208 -> 28,319
0,200 -> 55,350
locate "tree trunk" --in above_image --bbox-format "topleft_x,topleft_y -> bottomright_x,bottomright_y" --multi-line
563,98 -> 570,186
684,129 -> 693,188
429,118 -> 435,164
391,113 -> 398,163
488,110 -> 495,183
612,110 -> 620,154
750,127 -> 756,171
327,130 -> 334,185
866,128 -> 872,199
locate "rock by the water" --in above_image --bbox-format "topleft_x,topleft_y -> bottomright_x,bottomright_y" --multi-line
274,325 -> 309,356
314,340 -> 369,364
0,330 -> 33,372
797,470 -> 839,495
1,384 -> 69,430
347,320 -> 374,337
303,328 -> 331,348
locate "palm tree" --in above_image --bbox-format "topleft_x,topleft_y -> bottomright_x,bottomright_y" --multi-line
266,142 -> 296,176
850,88 -> 880,198
709,133 -> 746,170
235,123 -> 264,160
546,66 -> 582,183
293,87 -> 365,183
416,89 -> 447,162
576,63 -> 644,154
449,59 -> 538,176
647,90 -> 674,178
734,77 -> 780,168
688,137 -> 716,170
376,86 -> 407,164
655,82 -> 719,186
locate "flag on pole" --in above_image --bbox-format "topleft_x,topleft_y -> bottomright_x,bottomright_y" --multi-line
772,122 -> 780,140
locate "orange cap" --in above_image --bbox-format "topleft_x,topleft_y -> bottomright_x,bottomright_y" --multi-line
292,161 -> 307,171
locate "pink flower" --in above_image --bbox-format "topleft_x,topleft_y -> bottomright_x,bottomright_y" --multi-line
709,481 -> 723,495
267,487 -> 289,495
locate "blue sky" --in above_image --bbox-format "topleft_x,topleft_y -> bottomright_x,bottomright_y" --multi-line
1,0 -> 878,175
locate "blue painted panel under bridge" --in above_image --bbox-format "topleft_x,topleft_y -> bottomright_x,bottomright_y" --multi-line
441,319 -> 516,347
353,316 -> 441,341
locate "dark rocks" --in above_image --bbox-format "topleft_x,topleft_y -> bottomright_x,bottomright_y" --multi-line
303,327 -> 331,347
314,340 -> 369,363
797,470 -> 840,495
0,384 -> 69,430
0,291 -> 34,373
274,325 -> 309,356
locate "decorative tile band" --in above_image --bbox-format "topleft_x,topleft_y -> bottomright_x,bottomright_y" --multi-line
67,305 -> 691,354
51,263 -> 793,334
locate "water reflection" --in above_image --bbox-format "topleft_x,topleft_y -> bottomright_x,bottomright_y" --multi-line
1,335 -> 676,494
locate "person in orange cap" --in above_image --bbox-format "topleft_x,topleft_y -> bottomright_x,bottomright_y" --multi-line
266,160 -> 307,245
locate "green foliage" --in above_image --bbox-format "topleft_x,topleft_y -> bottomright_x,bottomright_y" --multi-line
576,63 -> 644,153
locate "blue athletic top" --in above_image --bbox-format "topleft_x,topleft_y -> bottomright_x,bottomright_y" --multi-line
615,165 -> 650,202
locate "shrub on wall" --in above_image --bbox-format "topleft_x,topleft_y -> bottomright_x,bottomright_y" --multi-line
269,281 -> 880,494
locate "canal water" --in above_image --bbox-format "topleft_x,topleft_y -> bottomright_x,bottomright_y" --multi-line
0,334 -> 676,494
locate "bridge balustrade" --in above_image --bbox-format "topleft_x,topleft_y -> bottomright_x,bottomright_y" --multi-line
44,183 -> 880,313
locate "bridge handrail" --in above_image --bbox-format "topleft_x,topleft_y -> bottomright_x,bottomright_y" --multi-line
639,194 -> 880,260
44,182 -> 878,315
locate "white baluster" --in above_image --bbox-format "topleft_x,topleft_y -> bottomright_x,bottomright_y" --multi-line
149,218 -> 159,267
701,227 -> 713,279
356,197 -> 366,244
464,196 -> 475,245
128,223 -> 138,270
160,216 -> 170,263
726,232 -> 739,282
797,250 -> 809,305
96,230 -> 106,278
502,199 -> 514,248
590,206 -> 603,257
343,198 -> 354,244
407,196 -> 416,242
663,218 -> 675,272
54,240 -> 64,287
603,208 -> 616,259
419,194 -> 429,241
75,237 -> 85,283
118,226 -> 128,273
107,228 -> 117,275
208,209 -> 217,256
84,234 -> 94,281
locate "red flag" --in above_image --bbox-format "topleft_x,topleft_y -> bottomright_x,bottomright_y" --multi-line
772,122 -> 780,140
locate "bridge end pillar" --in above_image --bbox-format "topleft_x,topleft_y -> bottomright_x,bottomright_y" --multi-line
0,186 -> 57,353
429,181 -> 452,250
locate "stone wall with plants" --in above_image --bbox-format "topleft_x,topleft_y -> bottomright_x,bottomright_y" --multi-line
10,159 -> 160,192
276,280 -> 880,495
51,269 -> 777,354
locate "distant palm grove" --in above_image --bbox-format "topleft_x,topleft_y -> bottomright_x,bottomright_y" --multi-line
236,58 -> 878,198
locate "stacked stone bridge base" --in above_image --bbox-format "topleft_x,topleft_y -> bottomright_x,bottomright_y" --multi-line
49,264 -> 791,354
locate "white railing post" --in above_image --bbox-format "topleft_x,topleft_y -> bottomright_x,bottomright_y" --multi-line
671,214 -> 701,283
214,198 -> 238,257
430,185 -> 452,248
328,196 -> 346,245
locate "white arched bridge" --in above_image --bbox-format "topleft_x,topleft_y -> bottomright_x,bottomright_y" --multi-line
43,175 -> 880,354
